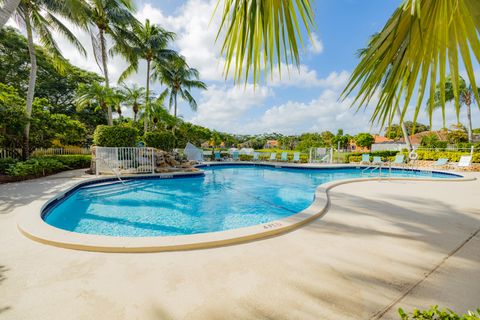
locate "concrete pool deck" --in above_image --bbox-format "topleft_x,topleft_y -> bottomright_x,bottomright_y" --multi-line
0,169 -> 479,319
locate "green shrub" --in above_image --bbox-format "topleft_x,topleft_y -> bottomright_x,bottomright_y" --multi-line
34,155 -> 91,169
144,131 -> 176,151
6,158 -> 65,177
0,157 -> 18,174
346,151 -> 399,163
93,125 -> 138,147
447,130 -> 468,144
398,305 -> 480,319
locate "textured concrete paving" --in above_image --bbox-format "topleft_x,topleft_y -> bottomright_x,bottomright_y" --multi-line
0,170 -> 479,319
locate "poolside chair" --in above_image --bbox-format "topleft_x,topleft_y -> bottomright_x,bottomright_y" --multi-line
280,152 -> 288,162
432,158 -> 449,168
293,152 -> 300,163
361,154 -> 371,164
269,152 -> 277,161
392,154 -> 405,166
252,152 -> 260,161
232,151 -> 239,161
454,155 -> 472,170
214,151 -> 221,161
373,156 -> 385,165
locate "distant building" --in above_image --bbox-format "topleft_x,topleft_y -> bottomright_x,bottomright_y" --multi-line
264,140 -> 279,149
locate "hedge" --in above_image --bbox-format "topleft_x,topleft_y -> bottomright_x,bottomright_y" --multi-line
346,150 -> 479,163
34,155 -> 92,169
346,151 -> 399,163
6,158 -> 65,177
144,131 -> 176,151
93,125 -> 138,147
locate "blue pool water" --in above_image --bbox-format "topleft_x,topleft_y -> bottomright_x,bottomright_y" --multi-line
43,165 -> 457,237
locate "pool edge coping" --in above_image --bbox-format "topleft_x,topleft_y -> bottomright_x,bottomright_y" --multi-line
17,164 -> 476,253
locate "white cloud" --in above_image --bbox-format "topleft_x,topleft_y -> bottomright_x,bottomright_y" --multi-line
308,32 -> 324,54
269,67 -> 350,89
240,89 -> 373,135
189,84 -> 272,131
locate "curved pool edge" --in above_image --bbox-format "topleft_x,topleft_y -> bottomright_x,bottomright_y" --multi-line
17,164 -> 476,253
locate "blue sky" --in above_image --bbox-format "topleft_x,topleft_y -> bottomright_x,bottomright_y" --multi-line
9,0 -> 479,135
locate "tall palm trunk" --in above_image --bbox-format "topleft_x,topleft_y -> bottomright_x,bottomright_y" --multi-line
174,93 -> 177,117
0,0 -> 20,28
396,108 -> 412,151
466,102 -> 473,142
99,29 -> 113,125
23,9 -> 37,160
144,59 -> 151,133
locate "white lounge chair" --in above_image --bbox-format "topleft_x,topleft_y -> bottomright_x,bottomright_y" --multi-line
455,155 -> 472,170
269,153 -> 277,161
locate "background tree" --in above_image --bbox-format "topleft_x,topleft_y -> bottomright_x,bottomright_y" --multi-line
15,0 -> 86,159
154,56 -> 207,117
85,0 -> 137,125
120,84 -> 145,122
75,82 -> 114,123
354,133 -> 374,149
113,19 -> 176,132
433,76 -> 480,142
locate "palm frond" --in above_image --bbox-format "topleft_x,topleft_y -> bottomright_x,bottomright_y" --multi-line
341,0 -> 480,130
215,0 -> 315,84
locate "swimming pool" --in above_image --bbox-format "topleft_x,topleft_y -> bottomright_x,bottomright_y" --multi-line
42,165 -> 459,238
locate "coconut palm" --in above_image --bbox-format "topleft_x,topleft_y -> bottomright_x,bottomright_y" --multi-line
433,76 -> 480,142
341,0 -> 480,151
0,0 -> 21,27
84,0 -> 138,125
75,82 -> 115,120
120,84 -> 145,122
112,19 -> 176,132
15,0 -> 87,159
154,56 -> 207,118
216,0 -> 315,84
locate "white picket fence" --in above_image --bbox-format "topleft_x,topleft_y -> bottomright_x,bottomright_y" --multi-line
95,147 -> 156,175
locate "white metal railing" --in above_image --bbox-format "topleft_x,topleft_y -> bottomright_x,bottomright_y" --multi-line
95,147 -> 156,175
309,147 -> 333,163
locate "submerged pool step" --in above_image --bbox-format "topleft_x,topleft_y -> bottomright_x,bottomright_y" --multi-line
77,180 -> 149,199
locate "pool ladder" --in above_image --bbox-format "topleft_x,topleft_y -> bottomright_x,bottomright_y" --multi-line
362,163 -> 391,177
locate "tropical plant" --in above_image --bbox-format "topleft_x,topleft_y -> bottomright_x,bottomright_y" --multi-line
14,0 -> 87,159
84,0 -> 138,125
120,84 -> 145,122
112,19 -> 176,132
75,82 -> 114,122
433,76 -> 480,142
154,56 -> 207,117
215,0 -> 315,84
342,0 -> 480,152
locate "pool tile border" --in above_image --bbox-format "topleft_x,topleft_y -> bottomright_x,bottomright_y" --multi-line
17,164 -> 474,253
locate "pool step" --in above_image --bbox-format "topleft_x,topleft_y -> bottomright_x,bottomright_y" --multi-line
77,180 -> 149,199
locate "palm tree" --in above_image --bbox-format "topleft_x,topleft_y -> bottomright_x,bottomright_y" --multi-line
154,56 -> 207,118
433,76 -> 479,142
120,84 -> 145,122
15,0 -> 86,159
75,82 -> 114,120
112,19 -> 176,132
341,0 -> 480,151
216,0 -> 315,84
84,0 -> 137,125
111,86 -> 126,120
0,0 -> 21,27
